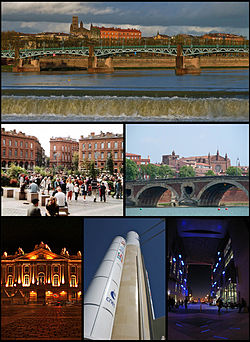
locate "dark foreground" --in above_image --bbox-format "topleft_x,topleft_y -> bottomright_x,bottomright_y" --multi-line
1,304 -> 82,340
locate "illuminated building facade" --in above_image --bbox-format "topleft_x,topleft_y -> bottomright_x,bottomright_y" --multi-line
168,253 -> 188,303
211,236 -> 237,305
1,242 -> 82,305
168,230 -> 188,303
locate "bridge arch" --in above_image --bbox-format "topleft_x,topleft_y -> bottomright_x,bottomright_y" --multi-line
197,179 -> 249,206
135,183 -> 179,207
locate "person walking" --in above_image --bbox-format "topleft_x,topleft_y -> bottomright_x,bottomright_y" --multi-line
116,179 -> 122,199
60,178 -> 67,195
100,182 -> 107,202
74,183 -> 79,201
91,177 -> 98,202
81,180 -> 87,201
185,297 -> 188,310
238,298 -> 247,313
66,179 -> 74,202
216,297 -> 223,314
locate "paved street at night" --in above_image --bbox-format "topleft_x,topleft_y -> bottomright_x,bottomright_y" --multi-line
168,304 -> 249,340
1,304 -> 82,340
1,191 -> 123,216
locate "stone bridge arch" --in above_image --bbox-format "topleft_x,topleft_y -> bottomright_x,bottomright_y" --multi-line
135,183 -> 179,207
197,179 -> 249,206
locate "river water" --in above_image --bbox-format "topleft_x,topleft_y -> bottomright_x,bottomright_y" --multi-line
126,206 -> 249,216
1,68 -> 249,122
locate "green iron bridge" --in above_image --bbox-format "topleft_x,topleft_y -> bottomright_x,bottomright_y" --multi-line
2,44 -> 249,59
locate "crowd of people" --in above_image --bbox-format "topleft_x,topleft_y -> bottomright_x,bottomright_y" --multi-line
168,295 -> 248,314
17,172 -> 123,216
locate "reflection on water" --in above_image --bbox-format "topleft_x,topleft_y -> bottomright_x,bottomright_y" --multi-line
2,69 -> 249,92
126,206 -> 249,217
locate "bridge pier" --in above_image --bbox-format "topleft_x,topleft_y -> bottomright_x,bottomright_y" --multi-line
13,48 -> 40,72
175,44 -> 201,75
87,46 -> 114,73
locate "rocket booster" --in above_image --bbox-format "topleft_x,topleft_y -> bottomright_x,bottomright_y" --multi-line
84,236 -> 126,340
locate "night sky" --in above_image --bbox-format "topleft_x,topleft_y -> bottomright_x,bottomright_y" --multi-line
1,217 -> 83,255
84,218 -> 166,318
187,265 -> 212,299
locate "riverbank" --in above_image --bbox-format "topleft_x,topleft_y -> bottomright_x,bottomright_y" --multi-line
2,55 -> 249,72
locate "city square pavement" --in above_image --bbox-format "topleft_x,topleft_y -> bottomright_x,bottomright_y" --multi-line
168,304 -> 249,340
1,304 -> 82,340
1,189 -> 123,216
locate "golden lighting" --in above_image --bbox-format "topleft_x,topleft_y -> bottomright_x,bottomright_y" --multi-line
46,256 -> 53,260
29,256 -> 37,260
60,291 -> 66,295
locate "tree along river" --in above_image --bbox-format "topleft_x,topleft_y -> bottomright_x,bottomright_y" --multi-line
2,68 -> 249,122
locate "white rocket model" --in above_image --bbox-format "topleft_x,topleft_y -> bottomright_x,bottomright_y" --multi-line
84,236 -> 126,340
111,231 -> 151,340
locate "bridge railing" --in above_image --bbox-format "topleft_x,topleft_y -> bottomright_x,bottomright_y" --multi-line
2,44 -> 249,53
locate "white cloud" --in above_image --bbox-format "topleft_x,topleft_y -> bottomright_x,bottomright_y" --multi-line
19,21 -> 70,33
2,2 -> 120,16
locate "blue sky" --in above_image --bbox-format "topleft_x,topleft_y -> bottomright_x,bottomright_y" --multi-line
84,218 -> 166,318
2,2 -> 249,38
126,124 -> 249,166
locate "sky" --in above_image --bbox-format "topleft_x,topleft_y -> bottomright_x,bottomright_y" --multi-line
188,265 -> 212,299
84,218 -> 166,318
1,217 -> 83,255
126,124 -> 249,166
2,2 -> 249,38
2,123 -> 123,156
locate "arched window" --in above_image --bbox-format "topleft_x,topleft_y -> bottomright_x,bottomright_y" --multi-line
38,272 -> 45,285
24,274 -> 30,286
53,274 -> 59,286
71,275 -> 76,287
7,275 -> 13,286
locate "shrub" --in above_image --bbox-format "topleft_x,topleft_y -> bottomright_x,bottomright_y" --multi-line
9,178 -> 19,187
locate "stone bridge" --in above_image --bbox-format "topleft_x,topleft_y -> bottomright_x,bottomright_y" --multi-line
126,176 -> 249,207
